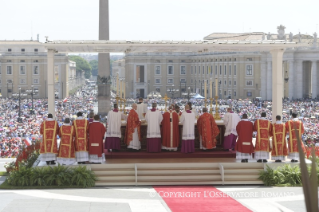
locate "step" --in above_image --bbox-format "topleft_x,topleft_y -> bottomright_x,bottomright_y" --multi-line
223,180 -> 264,185
137,169 -> 220,175
224,175 -> 260,180
136,163 -> 219,169
136,181 -> 224,185
220,163 -> 264,169
97,176 -> 135,181
94,170 -> 135,176
95,181 -> 136,186
137,175 -> 221,182
224,169 -> 263,174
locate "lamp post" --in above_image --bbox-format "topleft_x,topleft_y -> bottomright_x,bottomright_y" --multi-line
187,87 -> 191,102
26,85 -> 38,115
12,87 -> 27,123
167,84 -> 179,104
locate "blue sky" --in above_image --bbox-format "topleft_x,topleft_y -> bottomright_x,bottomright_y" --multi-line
1,0 -> 318,42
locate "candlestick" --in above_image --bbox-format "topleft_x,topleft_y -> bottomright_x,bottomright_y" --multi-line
209,98 -> 213,115
204,80 -> 207,99
116,76 -> 119,96
214,96 -> 221,120
122,80 -> 125,99
210,78 -> 212,99
215,78 -> 218,97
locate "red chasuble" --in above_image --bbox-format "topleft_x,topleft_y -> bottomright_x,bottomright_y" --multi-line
40,120 -> 59,154
74,119 -> 89,152
253,119 -> 271,152
235,120 -> 254,153
270,123 -> 288,157
285,120 -> 305,153
161,110 -> 179,148
58,125 -> 75,158
197,113 -> 220,149
88,122 -> 106,157
124,109 -> 141,145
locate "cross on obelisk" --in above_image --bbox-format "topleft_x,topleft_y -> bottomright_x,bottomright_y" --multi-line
98,0 -> 111,117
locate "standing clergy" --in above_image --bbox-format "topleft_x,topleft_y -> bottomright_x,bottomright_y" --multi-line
136,97 -> 148,120
125,103 -> 141,151
197,107 -> 220,150
235,114 -> 254,162
40,113 -> 59,165
74,112 -> 89,164
145,103 -> 163,152
285,112 -> 305,162
271,115 -> 288,162
174,105 -> 183,117
223,107 -> 240,151
88,115 -> 106,164
180,105 -> 196,153
57,118 -> 76,165
105,104 -> 127,152
253,112 -> 272,163
161,106 -> 180,151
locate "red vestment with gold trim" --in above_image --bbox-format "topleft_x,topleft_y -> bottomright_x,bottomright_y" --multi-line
40,120 -> 59,154
197,113 -> 220,149
270,123 -> 288,157
285,120 -> 305,153
58,125 -> 75,158
253,119 -> 271,152
74,119 -> 89,152
124,109 -> 141,145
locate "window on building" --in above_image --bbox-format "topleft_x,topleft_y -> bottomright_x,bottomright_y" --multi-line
20,79 -> 26,84
33,60 -> 38,63
191,66 -> 193,74
7,66 -> 12,75
7,79 -> 13,84
168,79 -> 173,84
195,66 -> 196,74
180,66 -> 186,75
20,60 -> 25,63
219,66 -> 222,75
181,88 -> 186,92
21,49 -> 25,52
234,80 -> 237,86
191,79 -> 193,84
206,66 -> 208,74
7,60 -> 11,62
228,90 -> 231,96
34,49 -> 38,52
234,58 -> 237,61
155,66 -> 161,75
215,66 -> 217,75
247,92 -> 252,97
168,60 -> 173,63
7,89 -> 12,93
8,49 -> 11,52
168,66 -> 173,75
202,66 -> 204,74
20,66 -> 26,75
155,79 -> 161,84
180,79 -> 186,83
0,66 -> 1,74
33,66 -> 39,75
224,91 -> 227,95
229,66 -> 231,75
33,79 -> 39,84
234,65 -> 237,75
229,81 -> 231,85
234,91 -> 236,96
224,66 -> 227,75
246,65 -> 253,75
198,66 -> 200,75
224,80 -> 226,85
246,80 -> 253,86
156,88 -> 160,92
246,58 -> 252,61
181,60 -> 185,63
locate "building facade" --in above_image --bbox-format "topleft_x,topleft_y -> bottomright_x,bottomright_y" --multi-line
0,41 -> 85,99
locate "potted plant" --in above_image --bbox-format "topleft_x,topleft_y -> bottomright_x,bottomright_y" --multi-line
4,161 -> 16,173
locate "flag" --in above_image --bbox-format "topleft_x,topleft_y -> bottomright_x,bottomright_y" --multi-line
24,137 -> 31,146
63,98 -> 68,103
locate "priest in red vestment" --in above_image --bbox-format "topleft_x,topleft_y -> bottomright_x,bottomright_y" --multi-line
253,112 -> 272,163
270,115 -> 288,162
88,115 -> 106,164
235,114 -> 254,163
74,112 -> 89,164
285,112 -> 305,162
125,103 -> 141,151
57,118 -> 76,165
40,113 -> 59,165
145,103 -> 163,153
161,106 -> 179,151
197,108 -> 220,150
175,105 -> 183,117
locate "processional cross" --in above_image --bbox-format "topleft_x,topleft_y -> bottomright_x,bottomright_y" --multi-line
162,94 -> 170,112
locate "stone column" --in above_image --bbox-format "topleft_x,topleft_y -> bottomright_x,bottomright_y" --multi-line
311,60 -> 317,99
98,0 -> 111,116
260,60 -> 267,99
266,60 -> 272,100
288,60 -> 294,99
47,49 -> 55,117
295,60 -> 303,99
270,49 -> 284,123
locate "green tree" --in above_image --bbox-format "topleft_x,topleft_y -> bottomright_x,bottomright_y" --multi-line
69,55 -> 92,79
89,60 -> 98,76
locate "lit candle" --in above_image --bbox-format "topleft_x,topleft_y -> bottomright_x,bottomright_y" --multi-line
215,78 -> 218,97
116,76 -> 119,96
119,79 -> 122,98
122,80 -> 125,99
210,78 -> 212,99
204,80 -> 207,99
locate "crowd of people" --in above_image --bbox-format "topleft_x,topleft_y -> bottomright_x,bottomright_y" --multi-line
1,86 -> 319,159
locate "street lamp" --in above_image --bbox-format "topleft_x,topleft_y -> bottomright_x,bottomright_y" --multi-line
12,87 -> 27,123
187,87 -> 191,102
26,85 -> 38,115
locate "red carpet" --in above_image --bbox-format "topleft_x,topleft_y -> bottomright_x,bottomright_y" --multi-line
104,149 -> 235,159
153,186 -> 251,212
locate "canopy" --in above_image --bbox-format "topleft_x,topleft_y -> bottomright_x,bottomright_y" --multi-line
191,94 -> 205,99
147,91 -> 162,98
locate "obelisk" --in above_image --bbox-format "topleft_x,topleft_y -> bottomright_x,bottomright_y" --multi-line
98,0 -> 111,116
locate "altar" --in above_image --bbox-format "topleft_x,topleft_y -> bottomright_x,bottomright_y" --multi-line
119,120 -> 225,150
